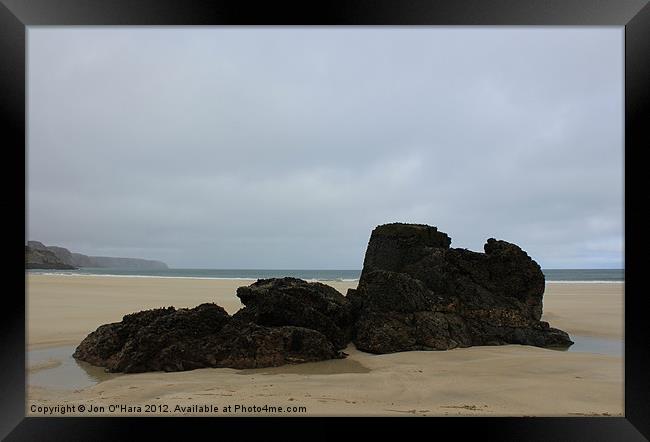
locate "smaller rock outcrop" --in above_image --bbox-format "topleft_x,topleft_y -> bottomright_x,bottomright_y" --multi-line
73,302 -> 342,373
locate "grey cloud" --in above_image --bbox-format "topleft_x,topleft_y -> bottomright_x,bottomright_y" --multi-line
27,27 -> 623,268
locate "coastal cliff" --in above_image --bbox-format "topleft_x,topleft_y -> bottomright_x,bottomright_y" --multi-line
26,241 -> 168,270
25,243 -> 77,270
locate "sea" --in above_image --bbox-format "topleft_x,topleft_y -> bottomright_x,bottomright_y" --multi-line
26,268 -> 624,283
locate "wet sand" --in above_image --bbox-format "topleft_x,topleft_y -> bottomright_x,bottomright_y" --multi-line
26,275 -> 624,416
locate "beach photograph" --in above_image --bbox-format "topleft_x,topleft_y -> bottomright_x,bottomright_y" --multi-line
26,27 -> 624,417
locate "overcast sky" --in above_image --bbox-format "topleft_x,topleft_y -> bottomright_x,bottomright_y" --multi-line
27,27 -> 623,269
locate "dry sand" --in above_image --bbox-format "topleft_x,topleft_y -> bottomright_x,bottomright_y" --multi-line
26,275 -> 624,416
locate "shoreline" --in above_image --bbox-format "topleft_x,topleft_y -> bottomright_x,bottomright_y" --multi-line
26,269 -> 624,285
24,272 -> 626,287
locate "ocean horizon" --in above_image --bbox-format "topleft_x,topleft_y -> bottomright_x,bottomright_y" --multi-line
26,268 -> 624,283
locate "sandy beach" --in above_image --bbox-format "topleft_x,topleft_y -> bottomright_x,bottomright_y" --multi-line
26,275 -> 624,416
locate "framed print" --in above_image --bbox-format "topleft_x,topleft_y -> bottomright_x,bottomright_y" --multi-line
2,0 -> 648,440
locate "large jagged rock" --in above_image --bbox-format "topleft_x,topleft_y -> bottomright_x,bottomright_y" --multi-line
73,302 -> 342,373
233,277 -> 354,349
348,223 -> 573,354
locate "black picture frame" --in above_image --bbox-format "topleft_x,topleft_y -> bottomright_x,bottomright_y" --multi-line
2,1 -> 648,440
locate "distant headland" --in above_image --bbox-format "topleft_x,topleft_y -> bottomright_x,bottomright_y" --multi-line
25,241 -> 168,270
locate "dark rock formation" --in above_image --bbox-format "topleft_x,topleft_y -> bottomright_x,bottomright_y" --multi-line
233,277 -> 354,349
73,302 -> 342,373
74,222 -> 573,373
26,240 -> 168,270
348,223 -> 573,353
